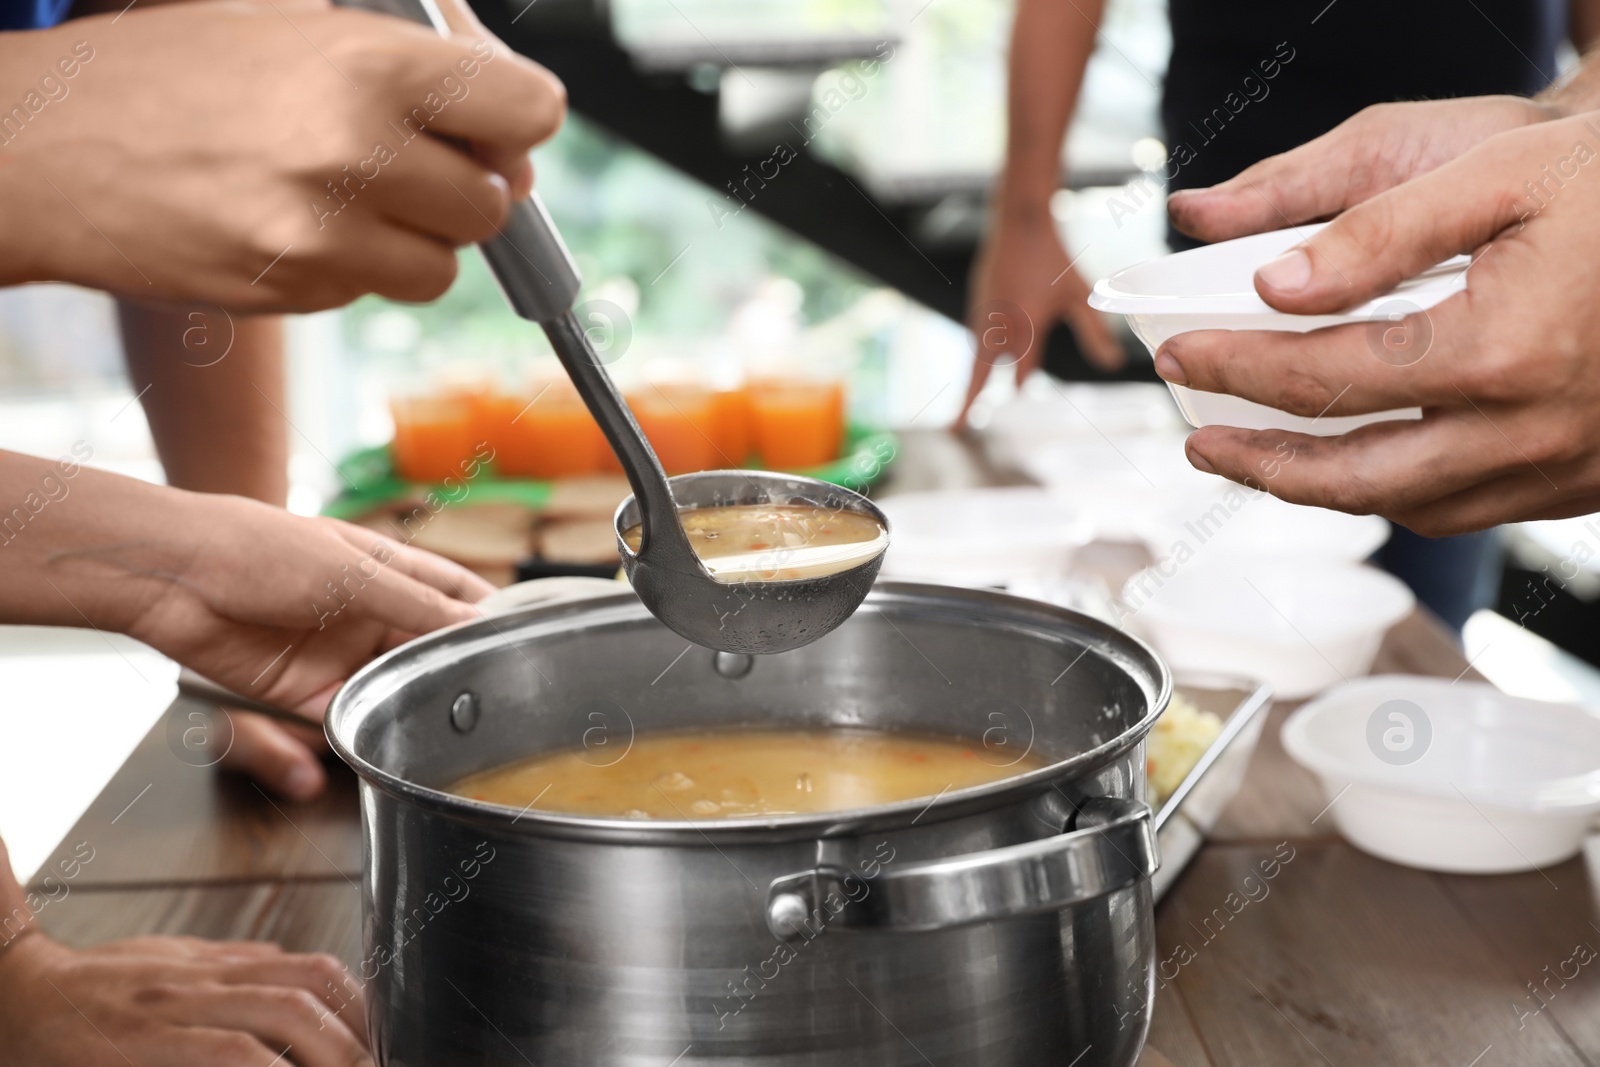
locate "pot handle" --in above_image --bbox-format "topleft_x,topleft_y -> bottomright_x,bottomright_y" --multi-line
764,796 -> 1157,939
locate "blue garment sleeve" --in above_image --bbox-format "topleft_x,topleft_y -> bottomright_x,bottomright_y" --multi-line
0,0 -> 75,31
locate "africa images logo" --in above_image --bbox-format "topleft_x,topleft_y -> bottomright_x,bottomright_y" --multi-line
1366,698 -> 1431,766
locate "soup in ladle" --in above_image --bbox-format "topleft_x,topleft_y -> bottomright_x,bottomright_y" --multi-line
620,503 -> 887,583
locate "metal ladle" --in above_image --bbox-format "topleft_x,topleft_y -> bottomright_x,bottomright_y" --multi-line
341,0 -> 889,654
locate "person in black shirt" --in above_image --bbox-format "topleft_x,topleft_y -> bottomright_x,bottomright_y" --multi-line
1163,0 -> 1571,210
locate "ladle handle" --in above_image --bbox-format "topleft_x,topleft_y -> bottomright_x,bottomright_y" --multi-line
540,312 -> 686,544
476,196 -> 684,547
331,0 -> 692,561
480,195 -> 583,323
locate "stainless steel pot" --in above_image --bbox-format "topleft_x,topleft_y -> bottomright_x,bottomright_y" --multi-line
326,582 -> 1170,1067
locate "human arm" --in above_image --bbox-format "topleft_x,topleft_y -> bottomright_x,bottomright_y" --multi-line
0,449 -> 493,707
959,0 -> 1121,423
1571,0 -> 1600,53
120,306 -> 289,504
121,301 -> 344,796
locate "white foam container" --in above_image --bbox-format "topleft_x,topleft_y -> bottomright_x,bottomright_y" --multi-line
1089,225 -> 1469,436
983,384 -> 1184,471
1015,433 -> 1220,540
1123,556 -> 1414,700
477,577 -> 624,615
878,487 -> 1092,587
1137,489 -> 1390,564
1283,676 -> 1600,872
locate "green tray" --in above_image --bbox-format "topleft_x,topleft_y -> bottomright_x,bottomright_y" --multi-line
322,424 -> 898,520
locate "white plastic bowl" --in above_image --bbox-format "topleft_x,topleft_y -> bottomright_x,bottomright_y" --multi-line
983,384 -> 1183,471
1123,556 -> 1414,699
1283,675 -> 1600,872
1088,224 -> 1468,436
878,487 -> 1091,586
1138,490 -> 1390,564
1015,433 -> 1220,540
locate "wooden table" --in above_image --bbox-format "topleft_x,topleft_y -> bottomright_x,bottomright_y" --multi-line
29,435 -> 1600,1066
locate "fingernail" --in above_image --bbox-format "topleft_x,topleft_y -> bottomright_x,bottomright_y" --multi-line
1154,349 -> 1188,386
284,763 -> 323,800
1257,248 -> 1312,292
1187,446 -> 1216,475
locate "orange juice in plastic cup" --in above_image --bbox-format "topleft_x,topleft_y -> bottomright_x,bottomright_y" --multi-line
391,393 -> 479,483
710,386 -> 750,468
746,377 -> 844,470
630,380 -> 721,475
492,378 -> 607,478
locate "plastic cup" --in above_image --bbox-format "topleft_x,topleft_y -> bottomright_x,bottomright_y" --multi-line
746,377 -> 844,470
710,386 -> 751,468
490,378 -> 606,479
391,393 -> 479,483
629,381 -> 722,475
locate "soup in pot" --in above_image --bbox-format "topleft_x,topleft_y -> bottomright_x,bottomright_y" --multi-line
448,727 -> 1048,819
620,503 -> 887,583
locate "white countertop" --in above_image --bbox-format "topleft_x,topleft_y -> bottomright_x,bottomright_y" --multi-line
0,625 -> 176,883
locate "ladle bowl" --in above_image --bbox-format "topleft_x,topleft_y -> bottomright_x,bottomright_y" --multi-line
615,470 -> 890,655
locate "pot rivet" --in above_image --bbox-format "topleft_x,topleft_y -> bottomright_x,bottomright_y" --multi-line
450,692 -> 480,734
713,651 -> 755,680
766,891 -> 811,940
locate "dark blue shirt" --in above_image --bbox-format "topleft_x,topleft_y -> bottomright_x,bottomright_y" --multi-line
1,0 -> 73,30
1162,0 -> 1568,227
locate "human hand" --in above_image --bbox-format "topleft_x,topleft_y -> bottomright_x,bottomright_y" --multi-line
960,214 -> 1123,424
1152,113 -> 1600,535
0,0 -> 564,310
1167,96 -> 1556,244
119,493 -> 496,718
0,932 -> 369,1066
216,710 -> 336,801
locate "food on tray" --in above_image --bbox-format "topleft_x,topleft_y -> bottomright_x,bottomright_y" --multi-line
449,727 -> 1048,819
354,503 -> 534,586
390,504 -> 534,565
544,475 -> 632,519
1146,692 -> 1224,806
537,517 -> 622,565
621,503 -> 887,581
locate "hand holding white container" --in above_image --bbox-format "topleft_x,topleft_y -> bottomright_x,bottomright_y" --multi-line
1088,224 -> 1468,436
